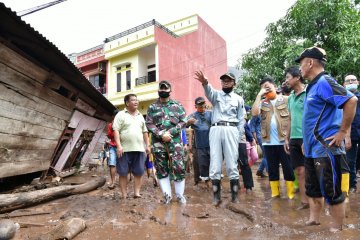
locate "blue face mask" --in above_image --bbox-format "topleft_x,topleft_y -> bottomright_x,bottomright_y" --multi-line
345,84 -> 358,91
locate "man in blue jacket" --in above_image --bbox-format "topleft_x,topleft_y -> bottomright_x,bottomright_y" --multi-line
297,47 -> 357,232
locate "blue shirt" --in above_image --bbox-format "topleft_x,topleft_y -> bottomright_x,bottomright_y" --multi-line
188,111 -> 212,148
303,72 -> 354,158
244,121 -> 254,142
350,91 -> 360,140
181,128 -> 187,145
249,115 -> 263,145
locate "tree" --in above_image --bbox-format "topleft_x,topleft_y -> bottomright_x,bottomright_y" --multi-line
236,0 -> 360,104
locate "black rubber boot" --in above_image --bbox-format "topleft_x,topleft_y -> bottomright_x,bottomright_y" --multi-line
230,179 -> 239,203
212,179 -> 221,206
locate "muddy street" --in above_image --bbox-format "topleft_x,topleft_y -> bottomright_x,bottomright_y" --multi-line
6,163 -> 360,240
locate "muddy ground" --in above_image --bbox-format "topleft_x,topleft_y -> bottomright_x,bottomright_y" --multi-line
5,163 -> 360,240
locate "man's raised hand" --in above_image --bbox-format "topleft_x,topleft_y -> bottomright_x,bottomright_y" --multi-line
194,70 -> 208,84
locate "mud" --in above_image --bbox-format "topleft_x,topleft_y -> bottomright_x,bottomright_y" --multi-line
5,164 -> 360,240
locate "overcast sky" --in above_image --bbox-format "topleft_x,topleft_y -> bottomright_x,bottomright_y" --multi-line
2,0 -> 296,66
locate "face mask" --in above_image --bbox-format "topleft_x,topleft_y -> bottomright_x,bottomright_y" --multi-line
196,106 -> 205,113
158,91 -> 170,98
265,91 -> 277,100
345,84 -> 358,91
222,87 -> 233,94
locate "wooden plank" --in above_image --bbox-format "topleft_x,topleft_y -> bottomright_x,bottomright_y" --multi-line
0,63 -> 75,111
75,98 -> 96,116
0,117 -> 62,140
77,91 -> 98,109
0,133 -> 58,150
0,99 -> 67,131
50,74 -> 79,100
0,82 -> 72,121
0,159 -> 50,178
0,42 -> 49,85
0,148 -> 54,163
0,43 -> 81,105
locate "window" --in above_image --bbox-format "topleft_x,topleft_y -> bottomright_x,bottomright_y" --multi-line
89,75 -> 97,87
117,73 -> 121,92
89,74 -> 106,94
148,70 -> 156,83
126,70 -> 131,90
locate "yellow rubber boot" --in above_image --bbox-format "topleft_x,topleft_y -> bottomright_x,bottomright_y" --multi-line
270,181 -> 280,198
341,173 -> 350,197
286,181 -> 295,199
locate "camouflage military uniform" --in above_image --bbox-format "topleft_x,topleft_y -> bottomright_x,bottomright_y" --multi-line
146,99 -> 187,181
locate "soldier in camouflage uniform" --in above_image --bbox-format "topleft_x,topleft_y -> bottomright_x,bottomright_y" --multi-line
146,80 -> 187,204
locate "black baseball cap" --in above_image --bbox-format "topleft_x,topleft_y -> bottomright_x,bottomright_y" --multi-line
159,80 -> 171,89
220,72 -> 236,81
194,97 -> 206,105
295,47 -> 327,63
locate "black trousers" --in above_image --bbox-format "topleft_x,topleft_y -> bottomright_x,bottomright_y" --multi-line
263,145 -> 295,181
238,143 -> 254,189
192,147 -> 200,182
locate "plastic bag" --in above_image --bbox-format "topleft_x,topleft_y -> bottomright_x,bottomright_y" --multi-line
246,142 -> 258,167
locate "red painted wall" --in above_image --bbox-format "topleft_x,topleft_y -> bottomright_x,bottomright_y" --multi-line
80,62 -> 98,73
76,56 -> 105,68
155,16 -> 227,115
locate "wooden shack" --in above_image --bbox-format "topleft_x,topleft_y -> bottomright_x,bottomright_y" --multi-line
0,3 -> 116,181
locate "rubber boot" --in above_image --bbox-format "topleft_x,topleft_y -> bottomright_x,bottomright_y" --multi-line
230,179 -> 239,203
341,173 -> 350,198
174,179 -> 186,204
270,180 -> 280,198
212,179 -> 221,206
286,181 -> 295,199
159,176 -> 172,204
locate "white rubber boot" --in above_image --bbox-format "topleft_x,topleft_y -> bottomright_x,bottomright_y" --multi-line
174,179 -> 186,204
159,176 -> 172,204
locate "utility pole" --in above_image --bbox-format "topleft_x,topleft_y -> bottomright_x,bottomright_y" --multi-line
17,0 -> 67,17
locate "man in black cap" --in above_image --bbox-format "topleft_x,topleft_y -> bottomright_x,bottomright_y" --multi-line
187,97 -> 212,184
146,80 -> 187,204
296,46 -> 357,231
194,71 -> 245,205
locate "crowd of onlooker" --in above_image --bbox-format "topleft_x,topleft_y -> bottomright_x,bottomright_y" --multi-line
99,46 -> 359,233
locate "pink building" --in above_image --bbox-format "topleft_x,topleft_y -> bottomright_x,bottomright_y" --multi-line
73,45 -> 107,95
153,16 -> 226,112
74,15 -> 227,115
105,15 -> 227,114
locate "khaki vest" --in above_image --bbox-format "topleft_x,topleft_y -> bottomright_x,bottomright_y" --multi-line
260,96 -> 290,142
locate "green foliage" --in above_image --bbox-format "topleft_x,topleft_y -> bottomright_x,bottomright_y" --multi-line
236,0 -> 360,105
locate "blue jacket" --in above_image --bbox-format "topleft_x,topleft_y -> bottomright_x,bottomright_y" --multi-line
350,91 -> 360,140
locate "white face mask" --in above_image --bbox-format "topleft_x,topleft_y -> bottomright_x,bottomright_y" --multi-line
345,83 -> 358,91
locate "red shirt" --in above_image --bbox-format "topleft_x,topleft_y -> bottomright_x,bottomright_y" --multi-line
107,122 -> 117,147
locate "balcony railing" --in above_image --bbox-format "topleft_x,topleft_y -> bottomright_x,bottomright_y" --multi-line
104,19 -> 179,43
135,76 -> 150,86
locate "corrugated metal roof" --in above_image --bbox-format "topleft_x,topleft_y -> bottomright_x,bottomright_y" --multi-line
0,3 -> 116,119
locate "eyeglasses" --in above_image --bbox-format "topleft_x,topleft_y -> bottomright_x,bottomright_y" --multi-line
345,78 -> 358,83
